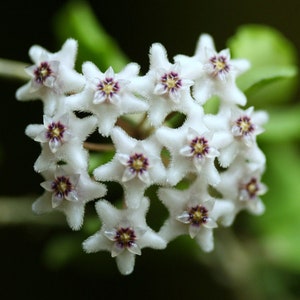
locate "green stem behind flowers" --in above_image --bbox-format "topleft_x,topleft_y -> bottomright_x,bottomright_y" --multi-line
0,197 -> 64,226
0,58 -> 29,81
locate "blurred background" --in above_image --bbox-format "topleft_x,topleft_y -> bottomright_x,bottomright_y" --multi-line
1,0 -> 300,299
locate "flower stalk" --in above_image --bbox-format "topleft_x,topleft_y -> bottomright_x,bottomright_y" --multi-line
0,58 -> 29,81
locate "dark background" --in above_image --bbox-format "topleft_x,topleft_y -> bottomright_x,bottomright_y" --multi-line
1,1 -> 300,299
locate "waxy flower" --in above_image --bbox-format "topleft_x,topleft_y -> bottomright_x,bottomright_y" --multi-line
25,112 -> 97,172
204,106 -> 268,168
156,103 -> 220,186
175,34 -> 250,106
230,106 -> 267,146
215,159 -> 267,216
132,43 -> 194,127
66,62 -> 149,136
82,197 -> 166,275
93,126 -> 166,208
33,166 -> 107,230
16,39 -> 85,115
158,179 -> 219,252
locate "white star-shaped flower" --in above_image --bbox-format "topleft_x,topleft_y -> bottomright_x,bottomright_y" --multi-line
155,103 -> 221,186
93,126 -> 167,208
215,159 -> 267,216
157,179 -> 219,252
16,38 -> 85,115
66,61 -> 149,136
32,165 -> 107,230
82,197 -> 166,275
131,43 -> 195,127
205,106 -> 268,168
25,112 -> 97,172
175,33 -> 250,106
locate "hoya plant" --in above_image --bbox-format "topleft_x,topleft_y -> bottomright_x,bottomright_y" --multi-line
14,15 -> 270,275
1,1 -> 300,297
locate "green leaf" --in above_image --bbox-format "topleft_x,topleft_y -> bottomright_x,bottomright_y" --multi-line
88,151 -> 114,174
252,143 -> 300,272
236,65 -> 297,106
228,24 -> 297,67
227,24 -> 298,106
203,96 -> 220,114
43,234 -> 82,269
237,65 -> 297,93
259,104 -> 300,143
53,0 -> 129,71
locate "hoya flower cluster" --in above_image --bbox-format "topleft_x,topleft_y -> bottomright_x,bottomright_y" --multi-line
16,34 -> 268,275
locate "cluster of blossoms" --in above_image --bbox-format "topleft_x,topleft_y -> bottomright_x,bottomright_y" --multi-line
16,34 -> 268,275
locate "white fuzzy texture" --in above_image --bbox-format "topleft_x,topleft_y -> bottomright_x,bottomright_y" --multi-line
16,39 -> 85,115
32,165 -> 107,230
19,34 -> 268,275
82,198 -> 166,275
93,126 -> 167,209
174,33 -> 250,106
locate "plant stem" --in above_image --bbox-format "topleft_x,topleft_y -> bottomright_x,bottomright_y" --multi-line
0,58 -> 29,81
0,196 -> 65,226
83,142 -> 114,152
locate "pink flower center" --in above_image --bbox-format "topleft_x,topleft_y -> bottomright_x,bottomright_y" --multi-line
46,121 -> 66,143
51,176 -> 74,199
243,177 -> 260,199
210,55 -> 230,77
188,205 -> 209,226
114,227 -> 137,249
190,137 -> 209,158
97,77 -> 120,100
235,116 -> 255,136
34,62 -> 53,84
127,153 -> 149,174
161,72 -> 182,93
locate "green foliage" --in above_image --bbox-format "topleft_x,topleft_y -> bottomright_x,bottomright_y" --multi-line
228,24 -> 298,107
229,24 -> 297,66
255,143 -> 300,272
261,105 -> 300,143
88,151 -> 114,174
42,234 -> 83,269
53,0 -> 129,71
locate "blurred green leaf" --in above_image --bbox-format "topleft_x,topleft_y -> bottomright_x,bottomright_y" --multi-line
203,96 -> 220,114
228,24 -> 297,66
260,104 -> 300,143
252,143 -> 300,272
227,24 -> 298,106
43,234 -> 83,269
236,65 -> 297,107
81,215 -> 101,235
53,0 -> 129,71
88,151 -> 114,174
